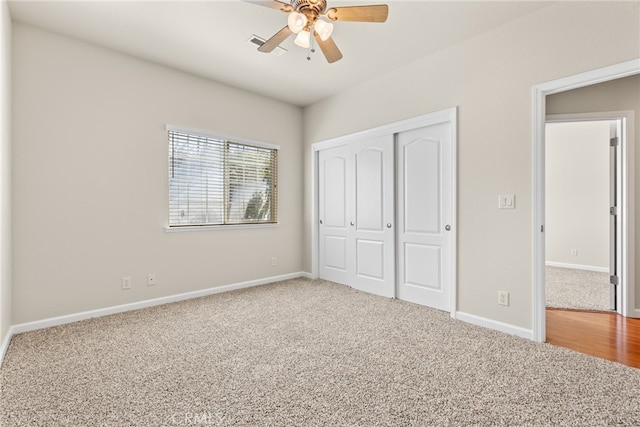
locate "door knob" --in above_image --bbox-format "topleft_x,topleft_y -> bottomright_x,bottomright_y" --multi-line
445,224 -> 451,231
350,221 -> 355,226
319,219 -> 323,224
387,223 -> 392,228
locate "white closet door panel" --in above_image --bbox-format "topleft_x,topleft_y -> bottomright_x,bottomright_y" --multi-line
319,145 -> 350,285
404,243 -> 441,289
324,236 -> 347,270
404,139 -> 441,234
397,122 -> 452,311
350,135 -> 395,298
355,148 -> 384,231
356,239 -> 384,279
324,156 -> 347,228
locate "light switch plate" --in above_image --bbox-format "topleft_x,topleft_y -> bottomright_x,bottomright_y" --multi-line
498,194 -> 515,209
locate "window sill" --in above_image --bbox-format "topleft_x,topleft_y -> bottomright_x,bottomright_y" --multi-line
165,223 -> 279,233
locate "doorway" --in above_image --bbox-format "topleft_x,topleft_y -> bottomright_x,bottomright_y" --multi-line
544,118 -> 621,312
532,59 -> 640,343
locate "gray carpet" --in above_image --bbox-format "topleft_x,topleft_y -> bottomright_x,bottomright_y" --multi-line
546,266 -> 610,311
2,278 -> 639,426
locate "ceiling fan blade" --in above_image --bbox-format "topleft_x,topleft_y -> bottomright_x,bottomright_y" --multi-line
245,0 -> 293,13
314,33 -> 343,63
258,26 -> 293,53
325,5 -> 389,22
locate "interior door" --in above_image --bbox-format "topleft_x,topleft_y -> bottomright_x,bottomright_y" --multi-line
396,122 -> 453,311
349,135 -> 395,298
318,145 -> 350,285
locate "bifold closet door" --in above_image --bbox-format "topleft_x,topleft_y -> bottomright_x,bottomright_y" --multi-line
397,122 -> 453,311
318,145 -> 350,285
318,136 -> 395,298
350,136 -> 395,298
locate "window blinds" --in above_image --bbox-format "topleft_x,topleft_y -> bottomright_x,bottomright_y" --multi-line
168,130 -> 278,227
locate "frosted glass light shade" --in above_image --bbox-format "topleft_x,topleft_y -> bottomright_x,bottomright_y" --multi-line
294,30 -> 311,48
287,12 -> 307,33
314,19 -> 334,41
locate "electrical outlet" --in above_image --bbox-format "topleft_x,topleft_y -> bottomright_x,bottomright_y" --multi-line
122,276 -> 131,290
147,273 -> 156,286
498,291 -> 509,306
271,257 -> 277,267
571,248 -> 578,256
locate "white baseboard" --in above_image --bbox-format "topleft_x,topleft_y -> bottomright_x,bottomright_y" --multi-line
0,325 -> 15,365
545,261 -> 608,273
628,307 -> 640,318
2,272 -> 308,363
301,271 -> 314,279
455,311 -> 534,340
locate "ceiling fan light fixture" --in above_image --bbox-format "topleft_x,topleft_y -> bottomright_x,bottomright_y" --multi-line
314,19 -> 334,41
294,30 -> 311,48
253,0 -> 388,63
287,12 -> 307,33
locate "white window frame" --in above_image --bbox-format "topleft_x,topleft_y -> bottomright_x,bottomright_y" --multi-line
165,125 -> 279,232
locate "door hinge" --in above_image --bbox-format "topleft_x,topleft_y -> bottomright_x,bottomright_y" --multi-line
610,275 -> 619,286
540,225 -> 544,233
610,136 -> 619,147
610,206 -> 618,216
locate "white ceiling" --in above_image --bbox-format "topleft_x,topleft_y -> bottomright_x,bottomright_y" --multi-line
8,0 -> 552,107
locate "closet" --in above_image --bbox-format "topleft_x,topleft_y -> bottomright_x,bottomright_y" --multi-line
315,108 -> 456,312
318,135 -> 395,298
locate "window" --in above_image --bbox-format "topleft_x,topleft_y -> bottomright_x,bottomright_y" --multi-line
168,128 -> 278,227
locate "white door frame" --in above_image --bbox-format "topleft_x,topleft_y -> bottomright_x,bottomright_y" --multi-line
532,59 -> 640,343
311,107 -> 457,317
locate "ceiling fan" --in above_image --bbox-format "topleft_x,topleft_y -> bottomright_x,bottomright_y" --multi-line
250,0 -> 389,63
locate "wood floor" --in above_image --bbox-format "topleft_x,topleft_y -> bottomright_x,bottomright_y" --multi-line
546,308 -> 640,368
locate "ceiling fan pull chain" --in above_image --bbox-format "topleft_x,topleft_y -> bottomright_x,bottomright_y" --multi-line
307,31 -> 315,61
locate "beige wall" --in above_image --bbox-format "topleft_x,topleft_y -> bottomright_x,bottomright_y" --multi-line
545,121 -> 610,270
1,0 -> 12,339
547,74 -> 640,309
8,2 -> 640,332
12,24 -> 303,324
303,2 -> 640,329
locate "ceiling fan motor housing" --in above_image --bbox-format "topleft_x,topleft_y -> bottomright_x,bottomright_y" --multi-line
291,0 -> 327,17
